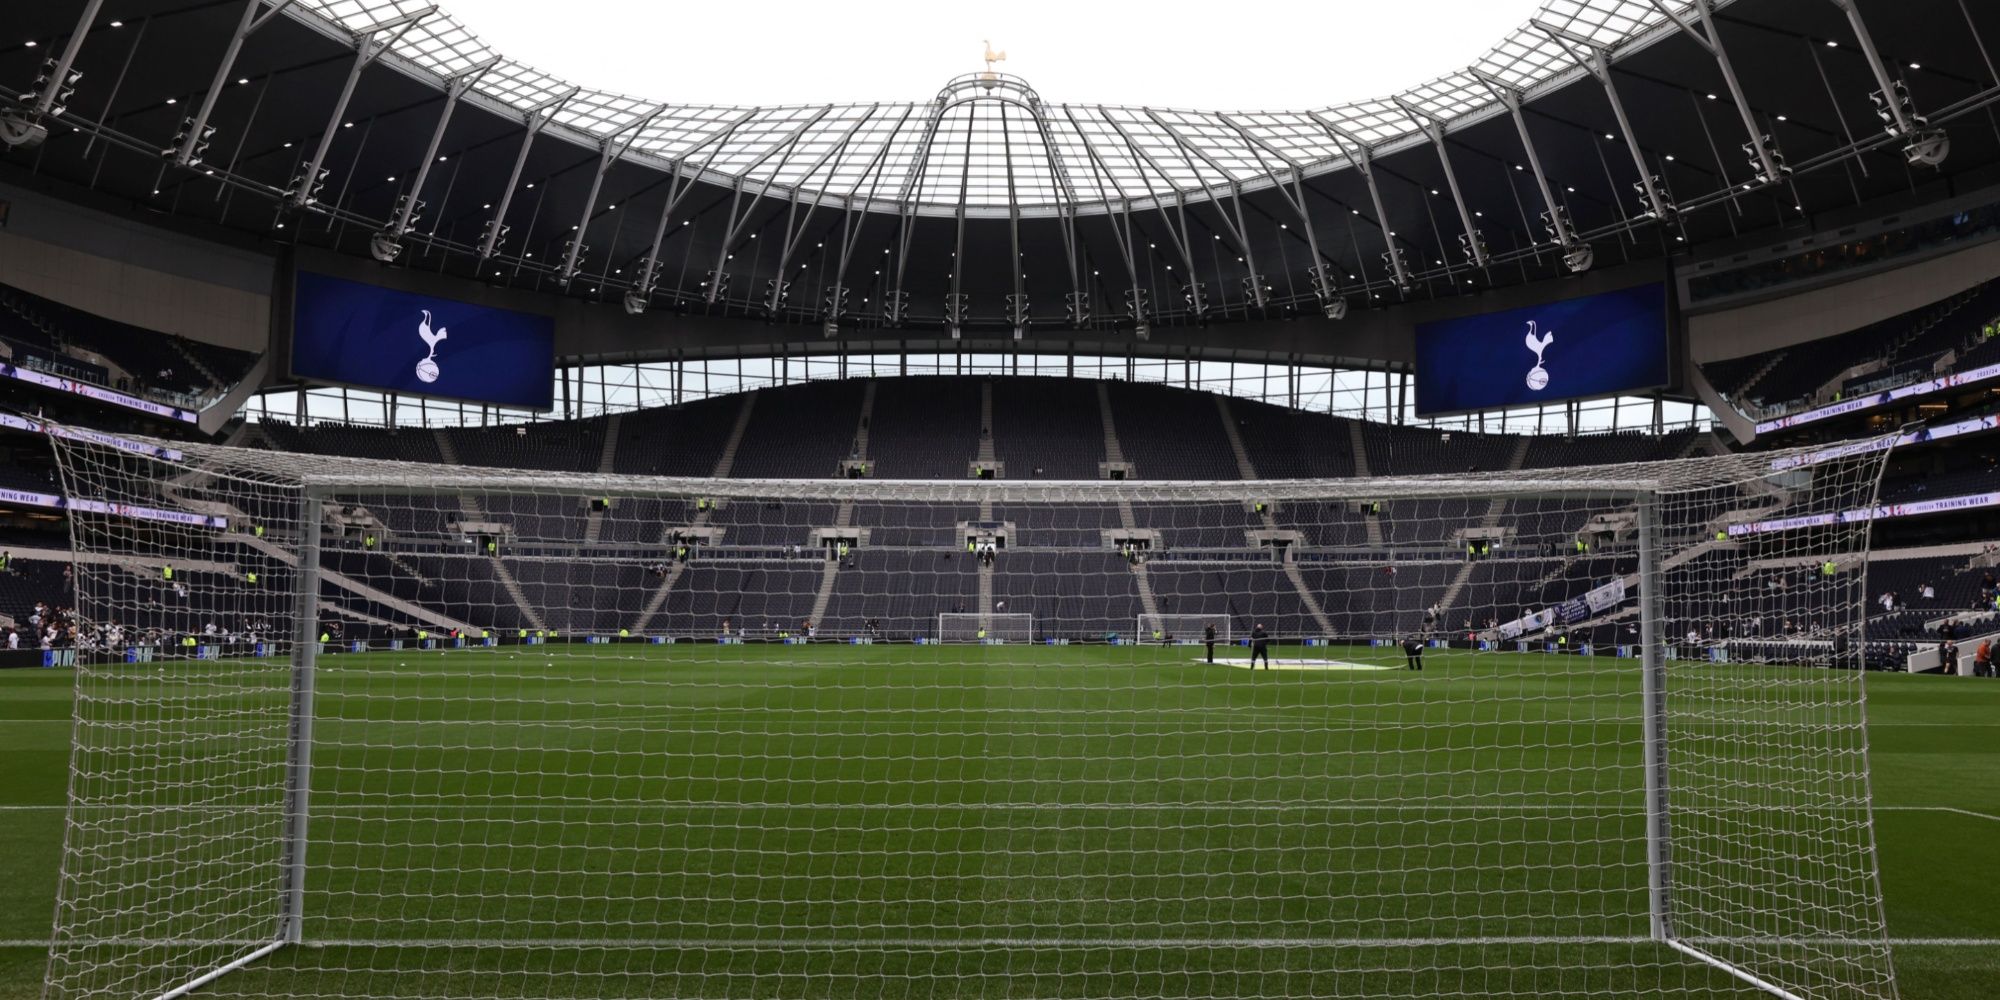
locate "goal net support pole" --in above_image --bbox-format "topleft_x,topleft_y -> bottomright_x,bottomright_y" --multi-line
1637,493 -> 1812,1000
1637,492 -> 1672,947
278,485 -> 324,947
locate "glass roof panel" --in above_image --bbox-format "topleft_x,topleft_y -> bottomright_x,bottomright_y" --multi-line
286,0 -> 1701,211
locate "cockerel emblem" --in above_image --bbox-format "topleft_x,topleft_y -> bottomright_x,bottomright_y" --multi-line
1524,320 -> 1554,391
415,309 -> 447,384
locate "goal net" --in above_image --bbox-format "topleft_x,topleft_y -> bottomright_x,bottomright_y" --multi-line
1136,612 -> 1231,644
39,427 -> 1898,1000
937,611 -> 1034,643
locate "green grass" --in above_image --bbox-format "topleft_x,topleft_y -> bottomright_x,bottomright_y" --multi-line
2,643 -> 1997,998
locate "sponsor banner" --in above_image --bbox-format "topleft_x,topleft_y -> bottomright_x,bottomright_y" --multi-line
0,413 -> 184,461
1771,414 -> 2000,472
1497,608 -> 1556,640
1497,578 -> 1629,636
0,486 -> 226,529
1756,361 -> 2000,435
1583,577 -> 1627,613
0,362 -> 199,423
1728,489 -> 2000,537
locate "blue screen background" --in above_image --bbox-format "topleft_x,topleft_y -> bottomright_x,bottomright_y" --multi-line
291,271 -> 555,409
1413,283 -> 1668,417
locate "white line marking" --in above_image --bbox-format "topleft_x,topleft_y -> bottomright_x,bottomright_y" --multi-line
1896,805 -> 2000,823
3,803 -> 1988,816
2,936 -> 1992,950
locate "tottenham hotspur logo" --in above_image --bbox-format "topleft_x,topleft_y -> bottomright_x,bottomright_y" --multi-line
1523,319 -> 1554,391
414,309 -> 447,384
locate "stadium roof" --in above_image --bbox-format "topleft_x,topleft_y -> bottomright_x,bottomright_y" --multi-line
286,0 -> 1685,214
6,0 -> 2000,346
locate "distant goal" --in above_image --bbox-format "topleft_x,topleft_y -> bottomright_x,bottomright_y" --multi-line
1136,613 -> 1231,645
936,612 -> 1034,643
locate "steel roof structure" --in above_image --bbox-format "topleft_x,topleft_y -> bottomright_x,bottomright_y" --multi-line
4,0 -> 1999,351
275,0 -> 1688,215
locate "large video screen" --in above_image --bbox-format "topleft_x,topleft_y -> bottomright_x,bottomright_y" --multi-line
1414,283 -> 1668,417
291,271 -> 555,410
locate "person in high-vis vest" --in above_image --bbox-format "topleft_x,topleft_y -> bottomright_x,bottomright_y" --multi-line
245,571 -> 258,585
162,564 -> 174,581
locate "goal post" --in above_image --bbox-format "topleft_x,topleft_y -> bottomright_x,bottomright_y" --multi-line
39,426 -> 1900,1000
1136,612 -> 1230,644
937,612 -> 1033,643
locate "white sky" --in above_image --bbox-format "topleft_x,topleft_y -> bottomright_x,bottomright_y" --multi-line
440,0 -> 1548,109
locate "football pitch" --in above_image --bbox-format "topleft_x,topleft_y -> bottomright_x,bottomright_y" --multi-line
1,644 -> 1996,998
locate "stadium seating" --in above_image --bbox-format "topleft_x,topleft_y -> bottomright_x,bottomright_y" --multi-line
1104,381 -> 1241,479
867,377 -> 983,478
991,377 -> 1105,479
728,380 -> 865,478
1229,398 -> 1357,479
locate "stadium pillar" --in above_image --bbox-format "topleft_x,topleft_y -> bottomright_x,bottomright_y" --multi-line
279,484 -> 326,946
293,7 -> 435,211
176,0 -> 284,168
1533,19 -> 1673,222
1311,114 -> 1410,291
381,56 -> 498,250
1470,70 -> 1585,270
561,107 -> 665,286
1635,493 -> 1673,942
1639,0 -> 1784,185
1394,98 -> 1486,269
481,89 -> 578,259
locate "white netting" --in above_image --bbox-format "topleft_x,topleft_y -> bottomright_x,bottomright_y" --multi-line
37,431 -> 1897,1000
